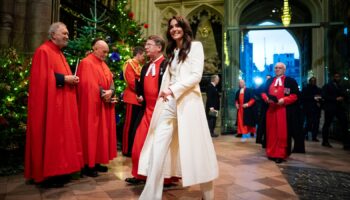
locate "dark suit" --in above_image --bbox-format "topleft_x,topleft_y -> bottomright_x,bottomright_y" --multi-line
206,83 -> 220,135
301,84 -> 322,140
321,81 -> 349,147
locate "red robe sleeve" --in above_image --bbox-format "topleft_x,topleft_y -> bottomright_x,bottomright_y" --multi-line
247,98 -> 255,107
283,94 -> 298,105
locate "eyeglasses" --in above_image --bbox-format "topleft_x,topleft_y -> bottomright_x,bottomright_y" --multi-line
144,43 -> 157,47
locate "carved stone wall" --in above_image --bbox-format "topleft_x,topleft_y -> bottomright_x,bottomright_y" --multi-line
0,0 -> 54,54
130,0 -> 224,42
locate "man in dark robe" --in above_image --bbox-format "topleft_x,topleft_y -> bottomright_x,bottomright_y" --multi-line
122,47 -> 145,156
25,22 -> 83,187
301,77 -> 322,141
321,72 -> 350,149
235,79 -> 257,141
76,39 -> 117,177
205,75 -> 220,137
261,62 -> 304,163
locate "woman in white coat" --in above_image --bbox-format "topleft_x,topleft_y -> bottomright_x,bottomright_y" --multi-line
138,16 -> 219,200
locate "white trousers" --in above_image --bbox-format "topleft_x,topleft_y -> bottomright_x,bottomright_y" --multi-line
139,98 -> 214,200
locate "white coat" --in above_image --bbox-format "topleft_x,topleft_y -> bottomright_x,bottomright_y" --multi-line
138,41 -> 219,187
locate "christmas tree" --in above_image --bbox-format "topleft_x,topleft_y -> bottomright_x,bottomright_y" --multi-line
0,48 -> 30,175
0,0 -> 147,175
65,0 -> 146,127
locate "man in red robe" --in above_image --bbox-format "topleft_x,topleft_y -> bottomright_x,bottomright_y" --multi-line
261,62 -> 302,163
122,47 -> 145,156
125,35 -> 175,185
25,22 -> 83,187
76,39 -> 117,177
235,79 -> 257,141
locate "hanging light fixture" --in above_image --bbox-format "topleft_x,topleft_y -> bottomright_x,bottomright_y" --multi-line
281,0 -> 292,26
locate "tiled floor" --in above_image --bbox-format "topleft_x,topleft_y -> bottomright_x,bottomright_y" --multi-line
1,135 -> 350,200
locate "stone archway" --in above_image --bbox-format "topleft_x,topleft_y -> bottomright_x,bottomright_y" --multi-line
222,0 -> 324,133
186,5 -> 224,75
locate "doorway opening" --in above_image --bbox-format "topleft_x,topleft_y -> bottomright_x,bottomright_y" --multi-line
239,21 -> 301,88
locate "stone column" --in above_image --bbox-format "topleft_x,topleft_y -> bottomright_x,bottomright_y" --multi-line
0,0 -> 14,48
24,0 -> 53,53
11,0 -> 27,52
52,0 -> 60,23
130,0 -> 149,36
221,0 -> 240,133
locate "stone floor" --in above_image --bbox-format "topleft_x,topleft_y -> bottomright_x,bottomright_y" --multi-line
1,135 -> 350,200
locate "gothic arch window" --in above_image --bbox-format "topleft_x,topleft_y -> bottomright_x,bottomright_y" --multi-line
187,5 -> 223,75
160,7 -> 179,36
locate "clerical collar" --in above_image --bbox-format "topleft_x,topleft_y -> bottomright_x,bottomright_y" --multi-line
146,55 -> 164,76
274,75 -> 284,86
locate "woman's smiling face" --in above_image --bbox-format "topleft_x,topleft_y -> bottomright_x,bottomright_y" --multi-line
169,19 -> 184,42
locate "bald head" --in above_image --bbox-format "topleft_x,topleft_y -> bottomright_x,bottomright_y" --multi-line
274,62 -> 286,77
92,40 -> 109,61
239,79 -> 246,88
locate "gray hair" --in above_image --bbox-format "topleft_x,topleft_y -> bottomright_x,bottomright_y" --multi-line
48,22 -> 66,39
211,74 -> 219,82
275,62 -> 286,70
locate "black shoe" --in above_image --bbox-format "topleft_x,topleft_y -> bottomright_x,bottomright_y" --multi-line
267,157 -> 276,161
163,182 -> 179,189
95,164 -> 108,172
39,181 -> 64,188
275,158 -> 284,164
236,134 -> 242,138
312,138 -> 320,142
82,166 -> 99,177
343,145 -> 350,151
123,153 -> 131,157
211,134 -> 219,138
39,176 -> 67,188
125,177 -> 145,185
322,142 -> 333,148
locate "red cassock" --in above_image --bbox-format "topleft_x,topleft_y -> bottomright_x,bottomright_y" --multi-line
262,76 -> 297,159
236,89 -> 256,134
25,41 -> 83,182
76,54 -> 117,167
131,57 -> 163,180
122,59 -> 141,154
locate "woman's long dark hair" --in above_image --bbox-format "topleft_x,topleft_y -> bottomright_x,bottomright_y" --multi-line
166,16 -> 193,65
